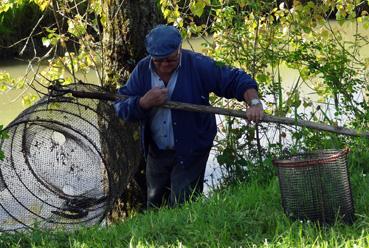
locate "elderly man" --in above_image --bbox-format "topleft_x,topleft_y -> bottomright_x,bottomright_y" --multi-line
114,25 -> 263,209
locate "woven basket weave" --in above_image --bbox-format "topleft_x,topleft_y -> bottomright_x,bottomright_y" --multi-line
273,149 -> 354,224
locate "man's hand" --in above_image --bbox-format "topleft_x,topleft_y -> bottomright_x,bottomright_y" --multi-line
139,87 -> 168,109
243,88 -> 264,123
246,104 -> 264,123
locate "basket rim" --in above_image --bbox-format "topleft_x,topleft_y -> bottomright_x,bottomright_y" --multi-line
272,148 -> 349,168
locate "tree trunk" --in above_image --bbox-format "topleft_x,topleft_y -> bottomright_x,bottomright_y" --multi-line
102,0 -> 163,88
101,0 -> 163,221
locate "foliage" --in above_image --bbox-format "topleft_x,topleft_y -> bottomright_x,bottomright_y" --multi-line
1,0 -> 103,91
0,125 -> 8,160
0,0 -> 47,59
0,0 -> 49,14
160,0 -> 369,187
1,163 -> 369,247
35,1 -> 103,87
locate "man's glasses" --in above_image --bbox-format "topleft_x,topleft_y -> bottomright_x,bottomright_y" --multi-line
152,50 -> 180,64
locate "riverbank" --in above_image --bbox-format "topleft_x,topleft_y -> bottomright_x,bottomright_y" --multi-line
1,159 -> 369,247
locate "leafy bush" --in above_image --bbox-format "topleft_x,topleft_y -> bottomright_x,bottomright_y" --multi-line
0,0 -> 48,58
161,0 -> 369,187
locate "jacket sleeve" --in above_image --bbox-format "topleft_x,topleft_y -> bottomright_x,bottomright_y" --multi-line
114,65 -> 149,121
197,55 -> 258,101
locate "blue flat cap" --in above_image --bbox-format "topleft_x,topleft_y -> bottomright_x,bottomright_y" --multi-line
145,25 -> 182,59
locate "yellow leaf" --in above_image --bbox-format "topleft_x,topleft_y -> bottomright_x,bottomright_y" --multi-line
32,0 -> 50,11
0,84 -> 7,92
190,1 -> 206,17
299,66 -> 310,80
22,96 -> 31,107
163,9 -> 171,18
16,79 -> 25,89
316,53 -> 326,61
67,15 -> 86,37
64,77 -> 73,85
0,2 -> 15,13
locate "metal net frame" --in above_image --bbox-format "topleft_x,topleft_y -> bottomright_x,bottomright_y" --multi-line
273,149 -> 355,224
0,83 -> 138,232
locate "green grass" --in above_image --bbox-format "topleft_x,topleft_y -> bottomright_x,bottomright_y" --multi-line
1,168 -> 369,247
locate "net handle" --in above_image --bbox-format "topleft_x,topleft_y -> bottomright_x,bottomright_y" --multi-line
49,84 -> 369,138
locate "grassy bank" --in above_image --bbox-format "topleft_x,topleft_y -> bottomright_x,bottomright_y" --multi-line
1,164 -> 369,248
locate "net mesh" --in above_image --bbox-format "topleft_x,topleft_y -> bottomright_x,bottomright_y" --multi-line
0,83 -> 139,232
273,149 -> 354,224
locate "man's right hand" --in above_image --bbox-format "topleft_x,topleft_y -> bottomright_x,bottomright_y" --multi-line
139,87 -> 169,109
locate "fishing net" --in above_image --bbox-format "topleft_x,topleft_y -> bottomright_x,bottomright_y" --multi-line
0,83 -> 140,232
273,149 -> 355,224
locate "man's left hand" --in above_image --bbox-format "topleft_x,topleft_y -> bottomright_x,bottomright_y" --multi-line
243,89 -> 264,123
246,104 -> 264,123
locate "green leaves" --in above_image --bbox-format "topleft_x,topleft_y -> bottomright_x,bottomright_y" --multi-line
184,0 -> 369,184
0,125 -> 8,161
190,1 -> 207,17
0,72 -> 14,92
0,125 -> 8,140
31,0 -> 50,11
0,1 -> 15,14
0,0 -> 49,14
0,71 -> 24,92
160,0 -> 211,27
21,94 -> 38,107
67,15 -> 87,38
41,28 -> 60,47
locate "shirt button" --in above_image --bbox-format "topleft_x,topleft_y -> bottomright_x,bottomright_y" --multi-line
173,122 -> 176,126
180,161 -> 184,165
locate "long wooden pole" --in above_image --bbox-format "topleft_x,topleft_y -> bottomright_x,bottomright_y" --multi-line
56,88 -> 369,138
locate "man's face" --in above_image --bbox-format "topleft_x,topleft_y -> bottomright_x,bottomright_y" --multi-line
152,49 -> 181,75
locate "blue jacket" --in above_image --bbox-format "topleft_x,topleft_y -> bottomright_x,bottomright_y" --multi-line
114,49 -> 258,166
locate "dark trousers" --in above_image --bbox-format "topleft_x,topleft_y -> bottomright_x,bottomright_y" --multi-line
146,146 -> 210,209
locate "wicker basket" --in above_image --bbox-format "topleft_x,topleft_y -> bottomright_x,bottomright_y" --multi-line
273,149 -> 354,224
